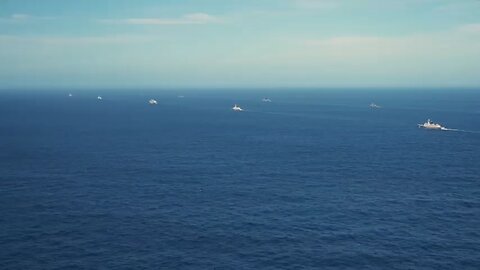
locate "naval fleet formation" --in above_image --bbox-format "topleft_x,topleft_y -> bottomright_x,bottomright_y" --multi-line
67,93 -> 450,131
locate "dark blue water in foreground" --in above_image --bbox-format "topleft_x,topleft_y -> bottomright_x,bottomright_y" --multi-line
1,89 -> 479,269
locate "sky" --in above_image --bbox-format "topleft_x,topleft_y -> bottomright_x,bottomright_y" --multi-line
0,0 -> 480,89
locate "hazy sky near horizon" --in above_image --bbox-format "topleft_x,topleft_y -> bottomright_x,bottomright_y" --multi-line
1,0 -> 480,89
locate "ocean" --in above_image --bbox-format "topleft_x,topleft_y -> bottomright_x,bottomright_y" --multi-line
1,89 -> 479,269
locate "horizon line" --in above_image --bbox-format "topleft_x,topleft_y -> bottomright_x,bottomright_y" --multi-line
1,86 -> 479,92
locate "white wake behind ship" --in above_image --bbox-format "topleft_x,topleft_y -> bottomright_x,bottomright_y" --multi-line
149,99 -> 158,105
418,119 -> 446,130
232,104 -> 243,111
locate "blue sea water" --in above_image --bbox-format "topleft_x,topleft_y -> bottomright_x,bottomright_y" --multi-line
0,89 -> 479,269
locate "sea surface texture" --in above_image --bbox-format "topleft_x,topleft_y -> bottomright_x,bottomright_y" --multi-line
1,89 -> 479,269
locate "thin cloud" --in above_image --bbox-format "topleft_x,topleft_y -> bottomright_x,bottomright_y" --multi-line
0,35 -> 152,45
458,23 -> 480,34
11,14 -> 31,20
0,13 -> 55,23
293,0 -> 340,10
434,1 -> 480,13
100,13 -> 220,25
